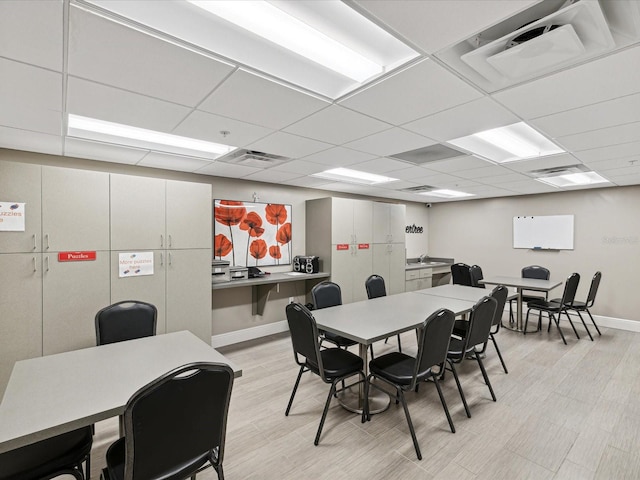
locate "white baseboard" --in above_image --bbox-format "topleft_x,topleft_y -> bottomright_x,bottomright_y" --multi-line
211,320 -> 288,348
502,306 -> 640,333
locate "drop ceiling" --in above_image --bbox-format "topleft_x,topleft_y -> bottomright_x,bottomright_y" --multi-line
1,0 -> 640,203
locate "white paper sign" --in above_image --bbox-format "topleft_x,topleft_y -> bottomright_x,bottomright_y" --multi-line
119,252 -> 154,278
0,202 -> 26,231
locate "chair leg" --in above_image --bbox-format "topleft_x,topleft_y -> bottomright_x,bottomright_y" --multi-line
216,463 -> 225,480
586,308 -> 602,335
315,380 -> 338,445
432,373 -> 455,433
490,333 -> 508,374
362,373 -> 372,423
574,310 -> 593,341
398,388 -> 421,460
551,313 -> 567,345
85,454 -> 91,480
369,344 -> 375,360
447,360 -> 471,418
563,309 -> 581,340
285,366 -> 305,416
524,308 -> 531,334
475,354 -> 496,401
397,334 -> 402,353
508,300 -> 514,325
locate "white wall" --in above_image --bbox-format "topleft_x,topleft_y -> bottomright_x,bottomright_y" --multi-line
405,203 -> 429,258
428,186 -> 640,322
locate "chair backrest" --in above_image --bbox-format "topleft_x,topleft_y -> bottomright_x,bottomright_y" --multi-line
464,296 -> 497,349
451,263 -> 472,286
365,274 -> 387,299
122,362 -> 234,480
559,273 -> 580,307
311,281 -> 342,310
522,265 -> 550,280
95,300 -> 157,346
489,285 -> 508,327
414,309 -> 455,384
469,265 -> 485,288
286,303 -> 323,372
585,271 -> 602,307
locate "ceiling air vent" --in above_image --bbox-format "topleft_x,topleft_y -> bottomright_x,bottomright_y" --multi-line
528,163 -> 589,178
389,144 -> 468,165
398,185 -> 436,193
216,149 -> 289,169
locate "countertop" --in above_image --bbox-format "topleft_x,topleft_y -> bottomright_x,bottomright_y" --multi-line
405,257 -> 454,271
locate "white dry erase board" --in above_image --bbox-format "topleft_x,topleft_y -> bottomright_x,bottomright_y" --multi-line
513,215 -> 574,250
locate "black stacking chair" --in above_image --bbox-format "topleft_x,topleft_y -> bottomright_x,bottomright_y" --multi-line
469,265 -> 485,288
285,303 -> 364,446
446,296 -> 498,418
95,300 -> 157,345
451,263 -> 472,286
101,362 -> 234,480
509,265 -> 550,323
0,427 -> 92,480
362,309 -> 456,460
365,274 -> 401,356
311,282 -> 357,350
526,273 -> 581,345
561,271 -> 602,337
483,285 -> 509,374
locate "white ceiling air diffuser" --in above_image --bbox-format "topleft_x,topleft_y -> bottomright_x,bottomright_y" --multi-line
461,0 -> 615,85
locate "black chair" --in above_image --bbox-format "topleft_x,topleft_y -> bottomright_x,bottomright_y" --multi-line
101,362 -> 234,480
483,285 -> 509,374
0,427 -> 92,480
365,274 -> 401,355
285,303 -> 365,446
446,296 -> 498,418
562,271 -> 602,337
469,265 -> 485,288
509,265 -> 550,323
362,309 -> 456,460
451,263 -> 472,286
526,273 -> 581,345
311,282 -> 357,349
95,300 -> 157,345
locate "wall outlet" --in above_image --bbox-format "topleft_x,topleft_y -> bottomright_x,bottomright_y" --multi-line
289,297 -> 295,304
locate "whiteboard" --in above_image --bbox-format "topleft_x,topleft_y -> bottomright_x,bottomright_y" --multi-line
513,215 -> 574,250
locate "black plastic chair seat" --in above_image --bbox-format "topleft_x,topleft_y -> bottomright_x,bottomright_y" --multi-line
0,426 -> 92,480
369,351 -> 432,385
307,348 -> 363,378
527,299 -> 563,312
549,298 -> 587,309
522,294 -> 545,302
323,331 -> 358,348
452,319 -> 468,337
446,337 -> 474,358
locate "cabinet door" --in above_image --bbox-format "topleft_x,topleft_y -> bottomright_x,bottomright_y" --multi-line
352,199 -> 372,245
42,252 -> 110,355
330,198 -> 354,245
329,247 -> 353,302
166,180 -> 211,249
0,162 -> 41,253
110,250 -> 166,335
388,244 -> 406,295
388,204 -> 406,244
41,167 -> 110,251
372,203 -> 389,244
372,243 -> 389,282
111,174 -> 165,250
351,246 -> 372,303
166,249 -> 212,343
0,253 -> 42,397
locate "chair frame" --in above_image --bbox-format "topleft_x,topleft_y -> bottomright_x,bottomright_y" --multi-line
311,282 -> 357,349
480,285 -> 509,374
567,271 -> 602,337
509,265 -> 550,325
365,274 -> 402,355
451,263 -> 472,287
95,300 -> 157,346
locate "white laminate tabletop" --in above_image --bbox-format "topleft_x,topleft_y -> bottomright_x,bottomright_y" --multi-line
480,275 -> 562,291
311,292 -> 475,345
0,331 -> 241,454
414,284 -> 491,303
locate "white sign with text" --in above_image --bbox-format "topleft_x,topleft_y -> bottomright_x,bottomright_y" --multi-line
119,252 -> 154,278
0,202 -> 25,231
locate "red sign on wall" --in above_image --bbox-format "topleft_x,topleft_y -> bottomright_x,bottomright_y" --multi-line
58,251 -> 97,262
358,243 -> 370,249
336,244 -> 350,250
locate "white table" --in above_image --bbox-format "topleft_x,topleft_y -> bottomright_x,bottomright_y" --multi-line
414,284 -> 494,303
311,292 -> 476,412
479,276 -> 562,332
0,331 -> 241,454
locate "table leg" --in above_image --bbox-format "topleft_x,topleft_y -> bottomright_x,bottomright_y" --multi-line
517,287 -> 523,331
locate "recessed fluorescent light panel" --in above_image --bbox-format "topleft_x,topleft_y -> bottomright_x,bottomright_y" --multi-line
67,114 -> 236,159
84,0 -> 419,98
448,122 -> 564,163
536,171 -> 609,188
420,189 -> 474,199
312,168 -> 397,185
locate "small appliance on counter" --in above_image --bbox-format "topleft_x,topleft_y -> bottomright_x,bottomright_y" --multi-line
211,260 -> 230,283
293,255 -> 320,274
230,266 -> 249,280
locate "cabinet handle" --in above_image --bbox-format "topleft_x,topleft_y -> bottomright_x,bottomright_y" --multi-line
33,256 -> 37,272
160,252 -> 163,266
168,234 -> 172,248
168,252 -> 172,265
45,234 -> 50,250
33,234 -> 37,251
45,256 -> 49,272
160,234 -> 164,248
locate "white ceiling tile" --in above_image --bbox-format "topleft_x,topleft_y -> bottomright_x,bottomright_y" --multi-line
411,172 -> 466,186
502,180 -> 559,194
479,172 -> 532,185
0,126 -> 62,156
385,166 -> 440,181
583,156 -> 640,171
339,59 -> 483,125
199,70 -> 330,129
68,6 -> 234,107
426,156 -> 493,173
64,138 -> 148,165
573,141 -> 640,164
403,97 -> 520,142
245,132 -> 332,160
503,154 -> 581,173
461,184 -> 515,195
0,0 -> 63,71
173,110 -> 273,148
350,157 -> 414,174
452,164 -> 511,180
67,77 -> 191,133
493,45 -> 640,119
269,160 -> 327,176
430,178 -> 481,188
556,122 -> 640,152
607,174 -> 640,186
301,147 -> 377,167
194,162 -> 260,178
595,165 -> 640,178
283,105 -> 390,145
137,152 -> 212,172
243,169 -> 302,183
354,0 -> 537,54
378,180 -> 421,190
343,127 -> 436,156
281,176 -> 334,188
0,58 -> 62,135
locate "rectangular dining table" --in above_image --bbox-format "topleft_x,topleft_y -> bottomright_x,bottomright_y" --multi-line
479,275 -> 562,332
310,291 -> 476,412
0,330 -> 241,454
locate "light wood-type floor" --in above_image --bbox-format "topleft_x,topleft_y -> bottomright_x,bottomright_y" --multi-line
88,313 -> 640,479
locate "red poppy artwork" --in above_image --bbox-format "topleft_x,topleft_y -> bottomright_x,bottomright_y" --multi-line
214,200 -> 292,267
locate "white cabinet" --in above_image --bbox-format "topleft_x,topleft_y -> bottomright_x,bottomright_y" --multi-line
373,202 -> 406,244
166,180 -> 212,249
373,243 -> 406,295
0,162 -> 41,253
404,267 -> 433,292
330,197 -> 372,245
331,245 -> 373,303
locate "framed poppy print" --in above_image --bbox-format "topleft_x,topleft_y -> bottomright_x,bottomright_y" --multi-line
213,200 -> 292,267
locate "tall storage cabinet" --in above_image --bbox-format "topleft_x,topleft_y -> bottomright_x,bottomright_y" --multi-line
372,203 -> 406,295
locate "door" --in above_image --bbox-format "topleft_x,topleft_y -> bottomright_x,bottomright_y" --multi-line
0,162 -> 41,253
166,180 -> 211,249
